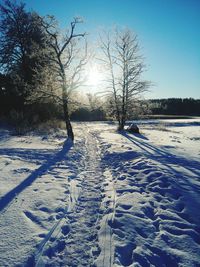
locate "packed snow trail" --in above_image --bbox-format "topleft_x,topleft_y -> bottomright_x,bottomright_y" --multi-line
36,126 -> 107,266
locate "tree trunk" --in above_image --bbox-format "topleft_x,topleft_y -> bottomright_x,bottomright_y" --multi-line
66,117 -> 74,141
62,78 -> 74,141
117,114 -> 125,131
118,118 -> 125,130
63,99 -> 74,141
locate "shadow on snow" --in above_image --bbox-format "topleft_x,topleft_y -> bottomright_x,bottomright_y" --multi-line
122,131 -> 200,177
0,140 -> 73,213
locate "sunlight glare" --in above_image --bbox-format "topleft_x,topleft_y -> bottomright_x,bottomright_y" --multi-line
87,66 -> 102,88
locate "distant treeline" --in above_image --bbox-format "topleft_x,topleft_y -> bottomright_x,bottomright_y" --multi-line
149,98 -> 200,116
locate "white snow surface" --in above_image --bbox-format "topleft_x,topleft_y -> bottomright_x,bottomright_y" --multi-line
0,119 -> 200,267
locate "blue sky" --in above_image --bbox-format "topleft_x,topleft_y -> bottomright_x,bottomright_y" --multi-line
24,0 -> 200,99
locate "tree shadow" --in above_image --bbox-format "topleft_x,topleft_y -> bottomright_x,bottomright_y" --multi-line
0,139 -> 73,213
121,132 -> 200,178
0,148 -> 54,163
126,131 -> 149,141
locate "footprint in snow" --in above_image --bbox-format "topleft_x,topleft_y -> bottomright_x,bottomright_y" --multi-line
115,242 -> 136,266
39,206 -> 50,213
14,168 -> 30,173
61,225 -> 70,236
119,204 -> 132,210
24,211 -> 42,226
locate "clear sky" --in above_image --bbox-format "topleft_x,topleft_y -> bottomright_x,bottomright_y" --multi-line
23,0 -> 200,99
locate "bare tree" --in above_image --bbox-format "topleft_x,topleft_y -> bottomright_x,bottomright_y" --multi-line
99,29 -> 150,130
40,16 -> 87,141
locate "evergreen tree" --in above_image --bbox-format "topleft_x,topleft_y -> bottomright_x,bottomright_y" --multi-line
0,0 -> 52,110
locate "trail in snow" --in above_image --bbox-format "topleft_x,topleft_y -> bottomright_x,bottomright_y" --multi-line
35,127 -> 107,266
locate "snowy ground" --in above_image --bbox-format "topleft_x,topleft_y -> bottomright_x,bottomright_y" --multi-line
0,119 -> 200,267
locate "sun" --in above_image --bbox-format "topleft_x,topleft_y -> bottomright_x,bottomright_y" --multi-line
87,66 -> 102,87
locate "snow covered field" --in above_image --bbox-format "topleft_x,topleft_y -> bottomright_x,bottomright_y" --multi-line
0,119 -> 200,266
